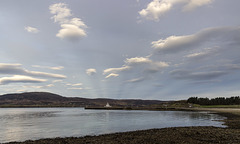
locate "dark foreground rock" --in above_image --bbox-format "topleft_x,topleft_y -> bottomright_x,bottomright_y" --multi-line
7,126 -> 240,144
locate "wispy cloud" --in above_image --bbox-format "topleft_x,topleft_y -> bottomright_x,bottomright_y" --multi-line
0,63 -> 66,79
23,84 -> 54,89
105,73 -> 119,79
0,75 -> 46,85
66,82 -> 85,91
125,57 -> 152,65
66,83 -> 83,86
184,47 -> 219,61
49,3 -> 72,23
32,65 -> 64,70
103,56 -> 169,78
183,0 -> 214,11
67,87 -> 83,90
103,66 -> 130,75
24,26 -> 39,33
49,3 -> 87,41
52,80 -> 63,83
126,77 -> 144,83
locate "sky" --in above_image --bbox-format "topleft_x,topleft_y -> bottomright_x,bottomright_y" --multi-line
0,0 -> 240,100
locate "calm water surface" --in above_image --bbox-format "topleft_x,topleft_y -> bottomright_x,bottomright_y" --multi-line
0,108 -> 226,143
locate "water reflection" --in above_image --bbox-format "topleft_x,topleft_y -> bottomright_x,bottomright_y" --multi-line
0,108 -> 226,143
0,111 -> 59,120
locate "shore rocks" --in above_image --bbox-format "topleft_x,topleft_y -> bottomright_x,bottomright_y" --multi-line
7,126 -> 240,144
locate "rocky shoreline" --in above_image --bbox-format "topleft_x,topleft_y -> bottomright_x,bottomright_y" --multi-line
6,108 -> 240,144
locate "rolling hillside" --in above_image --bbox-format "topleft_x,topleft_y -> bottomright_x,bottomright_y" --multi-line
0,92 -> 165,108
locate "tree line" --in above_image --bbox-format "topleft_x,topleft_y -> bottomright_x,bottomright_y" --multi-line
187,96 -> 240,105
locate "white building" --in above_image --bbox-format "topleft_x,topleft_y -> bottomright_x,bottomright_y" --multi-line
104,103 -> 112,108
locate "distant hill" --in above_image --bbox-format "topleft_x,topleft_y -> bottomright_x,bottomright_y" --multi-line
0,92 -> 67,101
0,92 -> 165,108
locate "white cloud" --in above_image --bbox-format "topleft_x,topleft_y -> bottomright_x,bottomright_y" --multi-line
86,68 -> 97,76
70,18 -> 87,28
152,35 -> 194,53
103,56 -> 169,79
139,0 -> 173,21
103,66 -> 130,75
66,83 -> 85,91
67,83 -> 83,86
56,24 -> 87,41
0,75 -> 46,85
53,80 -> 63,83
24,26 -> 39,33
66,83 -> 91,90
152,26 -> 240,53
46,84 -> 54,87
32,65 -> 64,70
126,77 -> 144,83
139,0 -> 213,21
49,66 -> 64,70
49,3 -> 87,41
68,87 -> 83,90
0,63 -> 66,79
185,52 -> 207,58
49,3 -> 72,23
105,73 -> 119,79
24,70 -> 66,79
125,57 -> 152,65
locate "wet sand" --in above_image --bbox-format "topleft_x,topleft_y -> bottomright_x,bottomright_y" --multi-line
192,108 -> 240,116
190,108 -> 240,129
6,108 -> 240,144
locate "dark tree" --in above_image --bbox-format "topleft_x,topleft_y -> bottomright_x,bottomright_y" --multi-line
187,96 -> 240,105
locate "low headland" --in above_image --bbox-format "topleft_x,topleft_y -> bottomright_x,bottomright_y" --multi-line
2,92 -> 240,144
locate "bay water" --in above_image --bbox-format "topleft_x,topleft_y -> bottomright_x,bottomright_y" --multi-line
0,108 -> 225,143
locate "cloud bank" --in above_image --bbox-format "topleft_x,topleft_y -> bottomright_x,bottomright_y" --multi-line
0,63 -> 66,79
155,26 -> 240,84
170,70 -> 228,81
152,26 -> 240,53
0,75 -> 46,85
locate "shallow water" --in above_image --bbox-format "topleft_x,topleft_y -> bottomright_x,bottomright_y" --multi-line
0,108 -> 226,143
